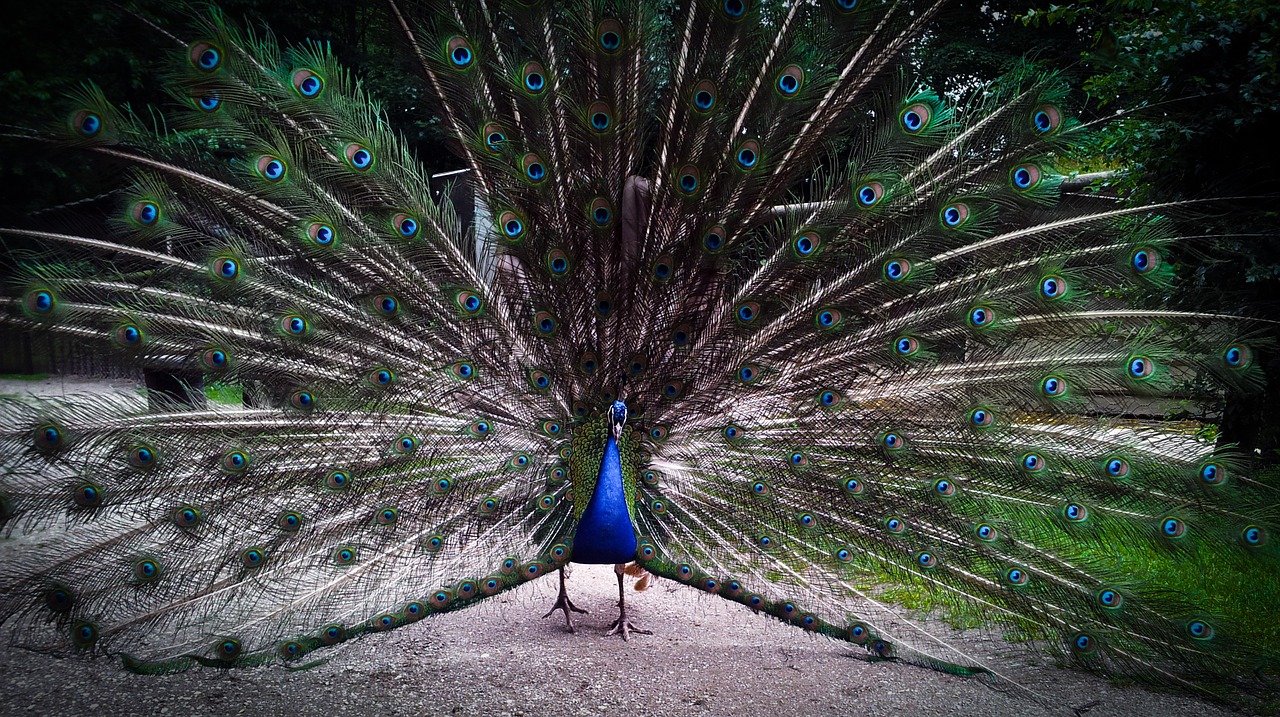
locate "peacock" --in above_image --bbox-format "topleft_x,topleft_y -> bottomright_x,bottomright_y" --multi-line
0,0 -> 1277,711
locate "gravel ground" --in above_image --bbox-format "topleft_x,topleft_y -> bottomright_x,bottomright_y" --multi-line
0,378 -> 1244,716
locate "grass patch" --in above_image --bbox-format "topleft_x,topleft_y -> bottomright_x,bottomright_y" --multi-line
0,373 -> 50,381
205,382 -> 243,405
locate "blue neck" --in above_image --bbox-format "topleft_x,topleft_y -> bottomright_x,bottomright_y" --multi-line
571,434 -> 638,564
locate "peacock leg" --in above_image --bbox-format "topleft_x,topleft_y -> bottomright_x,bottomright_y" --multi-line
606,563 -> 652,640
542,567 -> 588,633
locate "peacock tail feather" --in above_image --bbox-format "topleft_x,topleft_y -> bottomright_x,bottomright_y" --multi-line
0,0 -> 1276,708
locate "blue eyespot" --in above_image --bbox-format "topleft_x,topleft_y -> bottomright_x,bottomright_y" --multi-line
292,69 -> 324,98
1200,462 -> 1225,485
1106,457 -> 1129,477
504,218 -> 523,236
886,517 -> 904,533
261,158 -> 285,181
679,173 -> 698,192
1098,589 -> 1122,608
1005,567 -> 1028,585
1132,249 -> 1151,273
1128,356 -> 1153,379
941,203 -> 967,227
592,207 -> 611,226
398,436 -> 417,453
525,72 -> 545,92
821,391 -> 837,406
857,183 -> 883,207
725,426 -> 741,440
349,147 -> 373,170
486,131 -> 506,150
902,110 -> 923,132
1072,633 -> 1095,653
1041,376 -> 1065,397
1040,275 -> 1065,300
526,162 -> 546,181
193,43 -> 221,71
1242,525 -> 1266,546
794,233 -> 817,256
738,365 -> 757,382
694,90 -> 714,110
600,31 -> 621,51
396,214 -> 419,238
976,523 -> 996,541
934,479 -> 954,496
309,223 -> 335,246
590,112 -> 611,131
217,258 -> 239,280
723,0 -> 746,17
737,304 -> 757,322
1063,502 -> 1086,522
737,147 -> 757,168
1187,620 -> 1214,640
1011,164 -> 1042,191
968,305 -> 993,327
77,112 -> 101,136
1161,517 -> 1186,538
1217,343 -> 1254,374
285,316 -> 308,335
1022,453 -> 1044,471
970,408 -> 992,427
884,259 -> 908,282
31,290 -> 54,313
452,46 -> 473,66
778,74 -> 798,94
789,452 -> 806,466
883,433 -> 902,449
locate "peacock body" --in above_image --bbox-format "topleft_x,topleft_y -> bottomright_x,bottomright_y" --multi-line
0,0 -> 1276,710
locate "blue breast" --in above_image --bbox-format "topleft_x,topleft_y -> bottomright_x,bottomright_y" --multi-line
571,435 -> 638,564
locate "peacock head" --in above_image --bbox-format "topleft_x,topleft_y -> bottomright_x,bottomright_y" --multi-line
610,400 -> 628,436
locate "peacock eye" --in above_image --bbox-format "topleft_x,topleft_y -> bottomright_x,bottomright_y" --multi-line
856,181 -> 884,208
792,231 -> 820,258
256,155 -> 287,182
393,213 -> 420,239
1031,104 -> 1061,134
1130,246 -> 1161,274
448,37 -> 474,68
344,143 -> 375,171
308,222 -> 337,246
676,165 -> 700,194
883,258 -> 911,282
940,202 -> 969,227
1127,355 -> 1154,380
1039,274 -> 1066,300
292,69 -> 325,98
775,65 -> 803,96
900,103 -> 931,133
71,110 -> 102,137
691,81 -> 717,112
597,21 -> 624,52
189,42 -> 223,72
1011,163 -> 1042,191
967,305 -> 995,329
722,0 -> 747,18
132,200 -> 161,225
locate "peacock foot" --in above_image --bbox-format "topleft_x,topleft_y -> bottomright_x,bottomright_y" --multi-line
606,564 -> 651,640
542,567 -> 588,633
605,613 -> 652,641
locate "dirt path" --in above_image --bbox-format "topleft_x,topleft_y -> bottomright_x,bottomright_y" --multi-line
0,563 -> 1237,717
